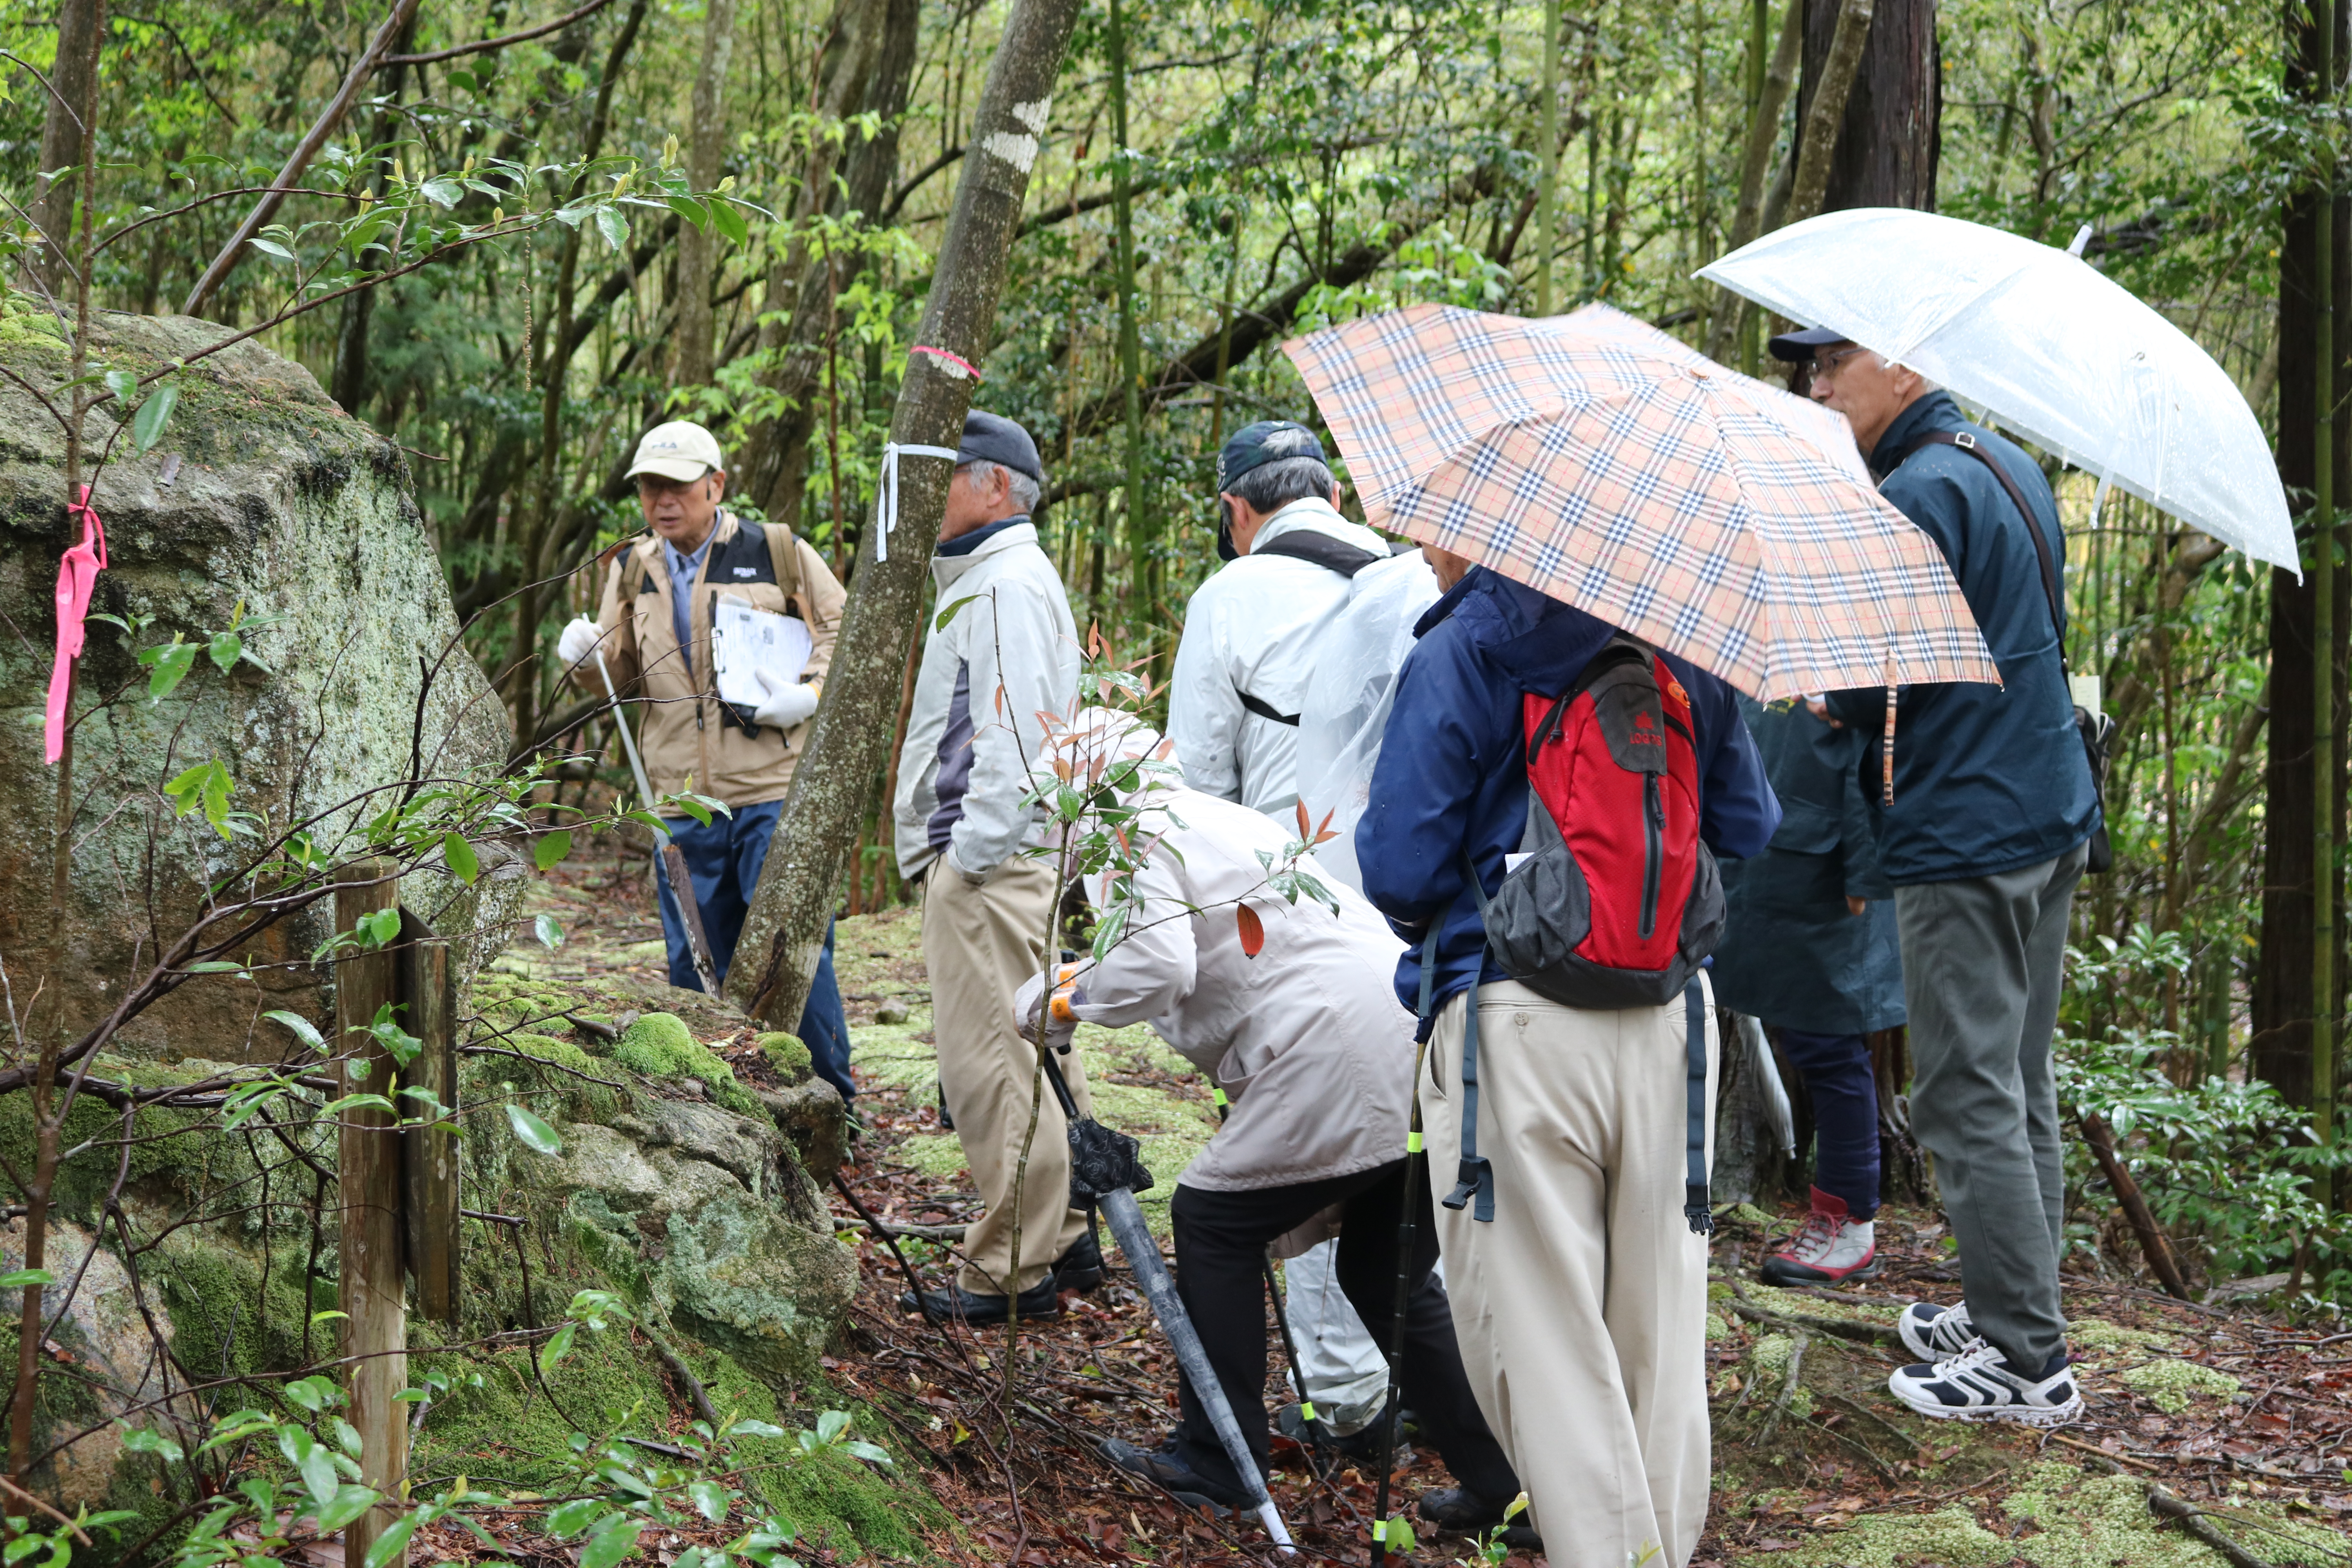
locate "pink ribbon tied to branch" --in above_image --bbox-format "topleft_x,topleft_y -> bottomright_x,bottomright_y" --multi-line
44,485 -> 106,766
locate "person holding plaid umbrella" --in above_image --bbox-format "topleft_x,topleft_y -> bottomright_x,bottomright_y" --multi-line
1285,302 -> 2004,1566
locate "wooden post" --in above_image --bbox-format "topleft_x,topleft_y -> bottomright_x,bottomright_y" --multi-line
399,911 -> 459,1325
336,861 -> 407,1566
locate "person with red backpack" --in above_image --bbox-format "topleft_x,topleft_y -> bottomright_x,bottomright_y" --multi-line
1356,548 -> 1778,1568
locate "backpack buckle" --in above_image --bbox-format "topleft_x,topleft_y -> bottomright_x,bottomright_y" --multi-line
1953,431 -> 1978,450
1442,1156 -> 1496,1223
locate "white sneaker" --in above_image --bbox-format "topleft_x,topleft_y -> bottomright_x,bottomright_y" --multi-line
1897,1298 -> 1975,1360
1760,1188 -> 1878,1285
1887,1338 -> 2083,1426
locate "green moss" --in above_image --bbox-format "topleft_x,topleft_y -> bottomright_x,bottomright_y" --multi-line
611,1014 -> 762,1116
2116,1357 -> 2239,1415
759,1032 -> 813,1083
0,1057 -> 271,1230
1741,1504 -> 2010,1566
2068,1317 -> 2176,1356
478,1032 -> 628,1123
413,1331 -> 941,1559
1741,1280 -> 1898,1330
149,1231 -> 316,1386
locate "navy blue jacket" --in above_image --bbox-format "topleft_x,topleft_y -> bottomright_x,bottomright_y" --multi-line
1356,568 -> 1781,1030
1823,392 -> 2098,883
1711,696 -> 1906,1037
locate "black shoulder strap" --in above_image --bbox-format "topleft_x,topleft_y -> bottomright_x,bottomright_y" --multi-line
1899,429 -> 2067,663
1252,529 -> 1387,578
1238,690 -> 1300,727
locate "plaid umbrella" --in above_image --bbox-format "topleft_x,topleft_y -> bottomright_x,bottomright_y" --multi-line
1281,302 -> 2001,701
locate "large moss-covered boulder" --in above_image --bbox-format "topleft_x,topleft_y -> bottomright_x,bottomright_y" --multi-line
0,303 -> 518,1060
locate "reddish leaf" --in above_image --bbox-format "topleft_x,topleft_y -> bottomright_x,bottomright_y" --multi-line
1295,800 -> 1311,840
1236,904 -> 1264,957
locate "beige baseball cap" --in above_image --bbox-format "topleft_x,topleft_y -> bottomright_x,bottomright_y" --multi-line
627,421 -> 726,483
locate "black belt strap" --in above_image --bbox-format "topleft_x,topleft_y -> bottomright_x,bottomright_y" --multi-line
1238,689 -> 1301,726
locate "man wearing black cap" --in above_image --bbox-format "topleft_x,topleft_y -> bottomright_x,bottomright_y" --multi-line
892,410 -> 1094,1324
1768,326 -> 2098,1428
1169,420 -> 1394,824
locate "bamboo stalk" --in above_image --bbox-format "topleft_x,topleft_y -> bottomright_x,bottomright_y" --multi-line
1704,0 -> 1801,363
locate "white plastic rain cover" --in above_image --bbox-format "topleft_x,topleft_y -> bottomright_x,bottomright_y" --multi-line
1698,207 -> 2296,574
1297,550 -> 1442,891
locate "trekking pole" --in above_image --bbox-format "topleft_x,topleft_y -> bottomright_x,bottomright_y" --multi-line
1368,1042 -> 1427,1568
1373,922 -> 1446,1566
1263,1252 -> 1335,1475
591,646 -> 721,995
1041,1051 -> 1296,1554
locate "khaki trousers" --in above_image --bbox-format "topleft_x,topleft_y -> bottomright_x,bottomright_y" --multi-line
924,858 -> 1094,1295
1421,978 -> 1716,1568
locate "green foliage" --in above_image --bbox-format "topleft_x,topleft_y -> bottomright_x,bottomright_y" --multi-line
2058,930 -> 2352,1303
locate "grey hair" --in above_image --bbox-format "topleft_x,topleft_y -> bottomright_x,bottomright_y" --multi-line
962,457 -> 1042,515
1225,454 -> 1335,514
960,456 -> 1044,517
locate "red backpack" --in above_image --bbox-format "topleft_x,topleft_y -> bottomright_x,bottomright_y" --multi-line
1463,635 -> 1725,1007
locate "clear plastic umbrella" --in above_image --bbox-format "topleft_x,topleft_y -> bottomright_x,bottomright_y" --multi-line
1697,207 -> 2298,575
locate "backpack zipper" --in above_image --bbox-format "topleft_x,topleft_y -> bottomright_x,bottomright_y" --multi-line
1641,772 -> 1664,939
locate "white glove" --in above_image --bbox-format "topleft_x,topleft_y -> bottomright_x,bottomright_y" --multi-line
557,617 -> 602,669
753,672 -> 819,730
1012,966 -> 1085,1053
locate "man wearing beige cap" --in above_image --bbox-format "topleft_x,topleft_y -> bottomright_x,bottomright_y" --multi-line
557,421 -> 856,1101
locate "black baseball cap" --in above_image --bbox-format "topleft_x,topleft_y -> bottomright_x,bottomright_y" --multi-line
1216,419 -> 1326,493
956,409 -> 1044,483
1766,325 -> 1853,363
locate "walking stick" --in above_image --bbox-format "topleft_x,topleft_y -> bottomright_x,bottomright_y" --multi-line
1368,1046 -> 1426,1568
1042,1051 -> 1296,1553
592,646 -> 722,995
1372,923 -> 1446,1566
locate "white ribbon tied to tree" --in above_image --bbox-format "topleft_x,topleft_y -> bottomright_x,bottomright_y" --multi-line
872,442 -> 962,563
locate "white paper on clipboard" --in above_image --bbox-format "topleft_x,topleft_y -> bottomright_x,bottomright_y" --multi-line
712,599 -> 812,708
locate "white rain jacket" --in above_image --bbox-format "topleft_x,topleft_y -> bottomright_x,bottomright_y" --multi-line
1167,497 -> 1392,822
893,522 -> 1079,881
1295,550 -> 1440,891
1060,788 -> 1415,1192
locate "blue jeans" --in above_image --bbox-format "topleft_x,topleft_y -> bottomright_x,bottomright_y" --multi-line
653,798 -> 854,1102
1776,1029 -> 1879,1220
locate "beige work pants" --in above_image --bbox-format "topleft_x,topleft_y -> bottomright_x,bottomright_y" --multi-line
924,857 -> 1094,1296
1420,977 -> 1716,1568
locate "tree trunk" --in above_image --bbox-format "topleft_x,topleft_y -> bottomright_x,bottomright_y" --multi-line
671,0 -> 738,388
2256,0 -> 2352,1105
728,0 -> 1085,1027
30,0 -> 105,297
1704,0 -> 1801,363
735,0 -> 923,521
1797,0 -> 1938,213
330,19 -> 419,414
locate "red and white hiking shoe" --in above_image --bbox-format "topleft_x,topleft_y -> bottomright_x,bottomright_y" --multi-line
1759,1188 -> 1878,1286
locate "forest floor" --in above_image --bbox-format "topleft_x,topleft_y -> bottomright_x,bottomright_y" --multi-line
525,832 -> 2352,1568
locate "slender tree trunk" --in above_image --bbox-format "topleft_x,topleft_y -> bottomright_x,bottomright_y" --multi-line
735,0 -> 921,518
1784,0 -> 1874,227
1108,0 -> 1151,620
728,0 -> 1087,1026
1704,0 -> 1800,363
1537,0 -> 1561,314
2317,0 -> 2341,1208
2257,0 -> 2352,1107
182,0 -> 425,317
1797,0 -> 1938,214
29,0 -> 105,297
330,20 -> 418,414
673,0 -> 738,388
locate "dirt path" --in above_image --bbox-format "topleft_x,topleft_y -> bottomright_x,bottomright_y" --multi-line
528,837 -> 2351,1566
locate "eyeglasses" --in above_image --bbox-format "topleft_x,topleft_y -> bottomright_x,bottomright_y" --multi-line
1801,345 -> 1872,382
